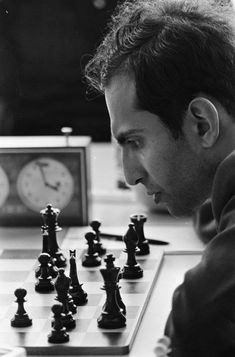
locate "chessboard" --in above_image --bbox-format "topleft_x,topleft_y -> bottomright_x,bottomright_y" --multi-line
0,238 -> 163,355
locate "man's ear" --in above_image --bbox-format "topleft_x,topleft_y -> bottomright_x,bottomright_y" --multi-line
187,97 -> 219,148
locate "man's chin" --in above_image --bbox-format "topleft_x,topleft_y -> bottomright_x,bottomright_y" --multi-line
165,202 -> 195,218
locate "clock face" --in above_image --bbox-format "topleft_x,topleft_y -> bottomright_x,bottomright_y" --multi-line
16,157 -> 75,212
0,165 -> 10,208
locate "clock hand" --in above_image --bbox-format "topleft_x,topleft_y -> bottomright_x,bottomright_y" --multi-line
36,161 -> 56,188
36,161 -> 48,186
36,161 -> 61,191
45,182 -> 61,191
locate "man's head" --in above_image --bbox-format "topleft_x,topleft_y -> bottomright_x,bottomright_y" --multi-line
85,0 -> 235,216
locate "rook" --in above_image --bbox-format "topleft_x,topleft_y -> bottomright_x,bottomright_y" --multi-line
122,223 -> 143,279
35,253 -> 55,292
130,214 -> 150,255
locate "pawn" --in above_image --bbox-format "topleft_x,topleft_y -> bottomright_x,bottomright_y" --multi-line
35,255 -> 58,279
130,214 -> 150,255
11,288 -> 32,327
35,253 -> 55,292
122,223 -> 143,279
90,220 -> 106,255
35,229 -> 58,279
48,303 -> 69,343
82,232 -> 102,267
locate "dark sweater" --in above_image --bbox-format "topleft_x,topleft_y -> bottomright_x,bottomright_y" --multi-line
165,151 -> 235,357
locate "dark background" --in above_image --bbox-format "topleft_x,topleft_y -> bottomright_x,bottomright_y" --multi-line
1,0 -> 118,141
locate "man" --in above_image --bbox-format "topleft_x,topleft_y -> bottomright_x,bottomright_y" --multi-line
85,0 -> 235,355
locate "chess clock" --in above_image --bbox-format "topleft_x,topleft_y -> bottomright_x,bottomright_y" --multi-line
0,135 -> 91,226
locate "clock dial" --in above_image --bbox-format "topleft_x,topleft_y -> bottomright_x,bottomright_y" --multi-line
0,165 -> 10,208
16,157 -> 75,212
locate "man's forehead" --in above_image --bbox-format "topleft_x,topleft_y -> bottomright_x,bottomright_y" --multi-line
105,75 -> 137,131
105,74 -> 137,104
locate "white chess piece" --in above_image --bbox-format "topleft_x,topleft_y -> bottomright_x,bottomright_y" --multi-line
155,336 -> 172,357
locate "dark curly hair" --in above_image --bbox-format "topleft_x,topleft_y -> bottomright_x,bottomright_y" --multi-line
85,0 -> 235,138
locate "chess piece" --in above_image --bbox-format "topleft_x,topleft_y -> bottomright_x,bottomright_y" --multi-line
90,220 -> 106,255
40,204 -> 66,268
56,268 -> 77,314
122,223 -> 143,279
35,226 -> 58,279
69,250 -> 88,305
130,214 -> 150,255
35,253 -> 55,292
55,268 -> 76,330
48,303 -> 69,343
82,232 -> 102,267
67,291 -> 77,315
103,254 -> 126,315
97,255 -> 126,329
11,288 -> 32,327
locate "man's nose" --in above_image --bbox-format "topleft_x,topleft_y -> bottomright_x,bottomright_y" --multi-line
122,152 -> 144,186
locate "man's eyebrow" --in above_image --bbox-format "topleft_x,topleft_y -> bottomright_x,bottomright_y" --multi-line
116,129 -> 142,145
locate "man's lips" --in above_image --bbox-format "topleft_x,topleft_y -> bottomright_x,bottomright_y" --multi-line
154,192 -> 162,204
147,191 -> 162,204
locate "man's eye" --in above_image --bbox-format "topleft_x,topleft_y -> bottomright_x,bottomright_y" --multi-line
126,139 -> 140,148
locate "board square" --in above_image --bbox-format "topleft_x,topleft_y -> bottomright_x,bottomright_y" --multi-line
0,271 -> 30,282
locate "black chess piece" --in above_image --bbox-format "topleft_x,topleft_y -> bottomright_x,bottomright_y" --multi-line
35,226 -> 58,279
35,253 -> 55,292
40,204 -> 66,268
82,232 -> 102,267
11,288 -> 32,327
67,291 -> 77,315
54,266 -> 77,314
55,268 -> 76,330
97,255 -> 126,329
69,250 -> 88,305
48,303 -> 70,343
49,256 -> 59,279
54,259 -> 77,314
122,223 -> 143,279
90,220 -> 106,255
130,214 -> 150,255
103,254 -> 126,315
